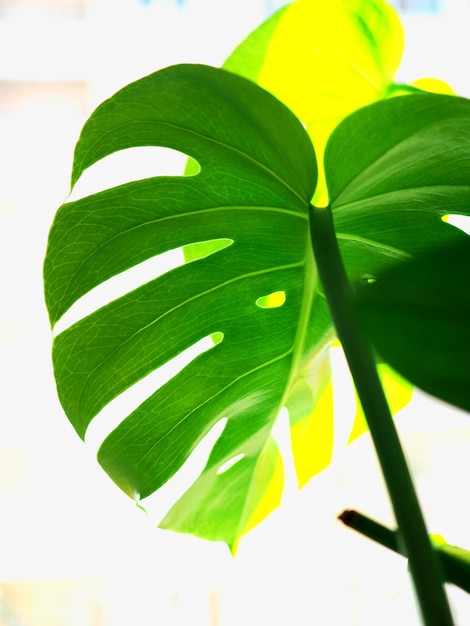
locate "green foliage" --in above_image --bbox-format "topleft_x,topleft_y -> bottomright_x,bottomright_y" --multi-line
223,0 -> 452,204
43,0 -> 469,554
324,92 -> 470,282
224,0 -> 406,159
44,64 -> 318,551
340,510 -> 470,593
354,238 -> 470,412
44,66 -> 470,548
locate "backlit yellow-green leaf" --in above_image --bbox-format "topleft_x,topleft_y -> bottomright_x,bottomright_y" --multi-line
286,348 -> 334,487
234,445 -> 284,553
225,0 -> 404,203
348,364 -> 414,444
411,77 -> 455,95
160,437 -> 284,555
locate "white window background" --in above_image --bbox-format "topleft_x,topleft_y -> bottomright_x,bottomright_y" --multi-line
0,1 -> 469,625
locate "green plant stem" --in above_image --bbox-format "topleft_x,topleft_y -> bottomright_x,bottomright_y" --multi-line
339,509 -> 398,552
309,204 -> 454,626
339,509 -> 470,594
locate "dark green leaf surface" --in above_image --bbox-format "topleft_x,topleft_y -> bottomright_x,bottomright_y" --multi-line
354,239 -> 470,411
325,93 -> 470,284
44,64 -> 318,549
324,93 -> 470,413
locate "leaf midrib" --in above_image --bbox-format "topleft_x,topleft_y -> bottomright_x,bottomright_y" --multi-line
333,184 -> 470,217
234,231 -> 317,542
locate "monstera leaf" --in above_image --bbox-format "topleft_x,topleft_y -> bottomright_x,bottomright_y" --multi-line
324,92 -> 470,423
325,93 -> 470,280
44,65 -> 318,552
44,64 -> 470,550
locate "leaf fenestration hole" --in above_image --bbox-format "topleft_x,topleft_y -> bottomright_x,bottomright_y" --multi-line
68,147 -> 200,202
210,331 -> 224,345
360,274 -> 376,285
53,246 -> 185,336
53,239 -> 234,336
84,332 -> 224,455
271,407 -> 297,498
216,453 -> 245,475
442,214 -> 470,235
256,291 -> 286,309
183,238 -> 233,263
137,418 -> 228,518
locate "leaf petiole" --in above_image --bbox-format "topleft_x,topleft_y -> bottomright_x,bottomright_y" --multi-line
309,204 -> 455,626
339,509 -> 470,594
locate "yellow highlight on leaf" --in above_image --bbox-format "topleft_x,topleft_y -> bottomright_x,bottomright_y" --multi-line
257,0 -> 404,203
412,77 -> 455,95
256,290 -> 286,309
233,448 -> 284,555
290,381 -> 334,487
348,364 -> 413,443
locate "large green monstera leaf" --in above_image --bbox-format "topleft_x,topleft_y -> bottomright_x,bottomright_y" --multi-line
44,65 -> 318,552
44,64 -> 470,550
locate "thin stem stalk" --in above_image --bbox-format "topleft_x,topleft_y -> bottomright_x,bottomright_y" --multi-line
339,509 -> 470,594
309,204 -> 454,626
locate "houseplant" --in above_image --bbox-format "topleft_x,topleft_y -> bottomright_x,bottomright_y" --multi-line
43,0 -> 470,623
